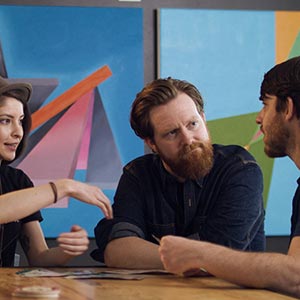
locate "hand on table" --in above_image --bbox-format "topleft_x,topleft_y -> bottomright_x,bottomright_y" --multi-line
159,235 -> 208,276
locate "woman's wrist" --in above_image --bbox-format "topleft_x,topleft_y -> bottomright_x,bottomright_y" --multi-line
48,182 -> 58,203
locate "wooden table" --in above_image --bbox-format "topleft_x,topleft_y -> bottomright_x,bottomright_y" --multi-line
0,267 -> 296,300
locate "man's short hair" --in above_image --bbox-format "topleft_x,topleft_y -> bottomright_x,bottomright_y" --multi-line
130,77 -> 204,139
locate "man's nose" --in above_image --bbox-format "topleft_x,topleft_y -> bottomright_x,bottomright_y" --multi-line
181,129 -> 193,145
256,110 -> 262,124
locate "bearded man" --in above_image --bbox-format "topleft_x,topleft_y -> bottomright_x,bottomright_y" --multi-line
91,78 -> 265,269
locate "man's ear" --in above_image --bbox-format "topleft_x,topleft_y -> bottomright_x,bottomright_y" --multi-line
286,97 -> 296,120
145,138 -> 157,153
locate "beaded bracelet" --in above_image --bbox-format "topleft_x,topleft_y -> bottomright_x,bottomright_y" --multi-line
49,181 -> 58,203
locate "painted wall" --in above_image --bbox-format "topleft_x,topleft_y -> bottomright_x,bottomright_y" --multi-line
0,1 -> 300,239
0,5 -> 144,237
158,8 -> 300,235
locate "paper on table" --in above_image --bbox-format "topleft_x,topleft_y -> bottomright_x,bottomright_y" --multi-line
17,268 -> 170,280
16,269 -> 73,277
66,273 -> 145,280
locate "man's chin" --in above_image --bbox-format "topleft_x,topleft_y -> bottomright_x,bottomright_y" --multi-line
264,147 -> 286,158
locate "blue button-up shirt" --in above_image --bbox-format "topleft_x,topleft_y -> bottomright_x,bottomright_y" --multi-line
91,144 -> 265,262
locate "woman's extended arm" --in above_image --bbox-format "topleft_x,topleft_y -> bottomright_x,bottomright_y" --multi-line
0,178 -> 113,224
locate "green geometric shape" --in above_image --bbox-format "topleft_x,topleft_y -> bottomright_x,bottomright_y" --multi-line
207,112 -> 274,208
289,31 -> 300,58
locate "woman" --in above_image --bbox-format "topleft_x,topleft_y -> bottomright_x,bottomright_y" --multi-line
0,76 -> 113,267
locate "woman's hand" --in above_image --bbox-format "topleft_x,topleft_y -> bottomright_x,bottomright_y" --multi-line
56,179 -> 113,219
57,225 -> 89,256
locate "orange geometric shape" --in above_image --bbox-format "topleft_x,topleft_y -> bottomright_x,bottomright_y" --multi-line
275,11 -> 300,64
31,65 -> 112,131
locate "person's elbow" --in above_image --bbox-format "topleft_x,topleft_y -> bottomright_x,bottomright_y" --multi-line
104,236 -> 142,268
104,238 -> 130,268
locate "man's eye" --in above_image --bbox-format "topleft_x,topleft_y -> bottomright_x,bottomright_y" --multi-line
189,121 -> 199,129
165,130 -> 177,139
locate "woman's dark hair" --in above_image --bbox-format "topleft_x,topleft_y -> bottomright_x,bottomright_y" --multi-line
0,90 -> 32,164
130,77 -> 204,140
260,56 -> 300,118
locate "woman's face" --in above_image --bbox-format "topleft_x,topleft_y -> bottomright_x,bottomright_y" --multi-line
0,97 -> 24,162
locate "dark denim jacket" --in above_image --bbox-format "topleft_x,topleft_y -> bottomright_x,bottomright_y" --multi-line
91,144 -> 265,262
290,178 -> 300,243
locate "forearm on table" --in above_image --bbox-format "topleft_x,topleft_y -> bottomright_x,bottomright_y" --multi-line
28,247 -> 74,267
195,241 -> 300,297
104,236 -> 163,269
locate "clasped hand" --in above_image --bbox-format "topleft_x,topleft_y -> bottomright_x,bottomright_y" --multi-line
57,225 -> 89,256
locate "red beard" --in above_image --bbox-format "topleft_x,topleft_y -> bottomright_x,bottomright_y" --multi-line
162,141 -> 214,180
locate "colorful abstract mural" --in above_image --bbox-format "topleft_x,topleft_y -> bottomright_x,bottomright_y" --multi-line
158,9 -> 300,236
0,6 -> 144,237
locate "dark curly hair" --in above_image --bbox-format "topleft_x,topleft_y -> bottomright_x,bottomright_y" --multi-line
130,78 -> 204,140
260,56 -> 300,119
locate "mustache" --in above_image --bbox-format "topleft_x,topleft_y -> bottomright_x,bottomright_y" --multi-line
181,142 -> 204,154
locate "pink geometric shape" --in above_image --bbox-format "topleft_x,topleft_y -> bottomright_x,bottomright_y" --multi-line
19,91 -> 94,207
76,91 -> 95,170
